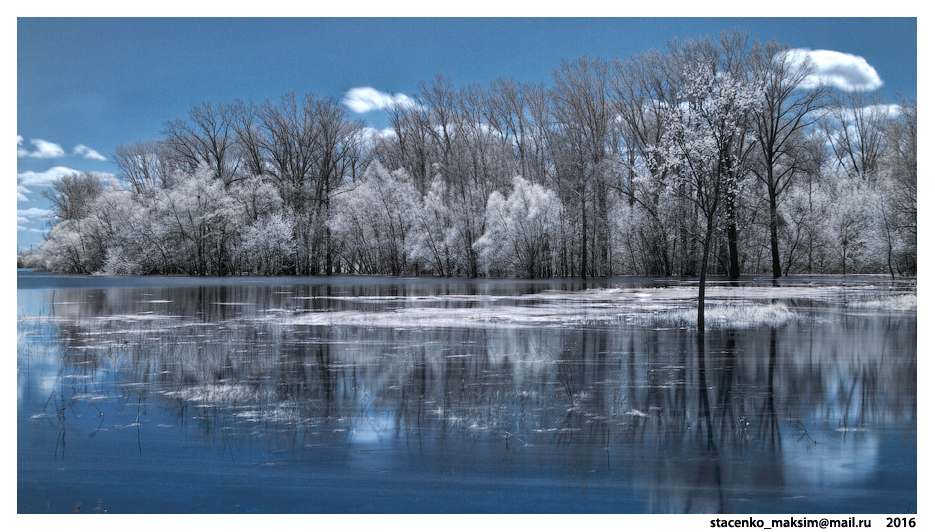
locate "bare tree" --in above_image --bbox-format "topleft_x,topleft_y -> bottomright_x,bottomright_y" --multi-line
113,139 -> 178,194
229,99 -> 269,179
486,77 -> 543,181
750,40 -> 828,278
386,96 -> 434,194
882,95 -> 917,275
610,48 -> 681,275
42,171 -> 108,222
822,91 -> 890,179
551,56 -> 614,278
161,101 -> 239,186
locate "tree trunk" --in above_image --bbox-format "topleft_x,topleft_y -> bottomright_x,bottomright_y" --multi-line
727,219 -> 740,279
580,191 -> 588,279
724,165 -> 740,280
769,187 -> 782,279
697,218 -> 714,333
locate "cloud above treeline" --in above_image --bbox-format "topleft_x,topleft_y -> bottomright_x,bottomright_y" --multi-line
17,166 -> 81,187
17,207 -> 54,231
790,49 -> 884,92
18,136 -> 65,158
74,144 -> 107,161
342,87 -> 419,113
17,136 -> 106,161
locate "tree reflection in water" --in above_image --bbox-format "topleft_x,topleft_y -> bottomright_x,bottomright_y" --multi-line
17,278 -> 916,513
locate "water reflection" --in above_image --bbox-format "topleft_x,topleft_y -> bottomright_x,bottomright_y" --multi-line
17,274 -> 916,513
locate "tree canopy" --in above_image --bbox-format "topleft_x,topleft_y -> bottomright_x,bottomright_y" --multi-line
27,30 -> 916,282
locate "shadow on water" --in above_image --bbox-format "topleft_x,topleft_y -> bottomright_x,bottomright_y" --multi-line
17,273 -> 916,513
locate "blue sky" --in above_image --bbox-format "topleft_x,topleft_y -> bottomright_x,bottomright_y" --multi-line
15,17 -> 919,251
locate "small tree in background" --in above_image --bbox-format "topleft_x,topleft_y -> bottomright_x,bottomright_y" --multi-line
475,176 -> 561,277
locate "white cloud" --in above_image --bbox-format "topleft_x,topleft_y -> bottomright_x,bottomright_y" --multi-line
361,126 -> 397,139
16,135 -> 28,157
17,166 -> 80,187
858,103 -> 902,120
73,144 -> 107,161
17,185 -> 31,202
18,138 -> 66,158
17,205 -> 53,234
342,87 -> 418,113
814,102 -> 903,123
354,126 -> 398,149
790,49 -> 883,92
17,207 -> 54,220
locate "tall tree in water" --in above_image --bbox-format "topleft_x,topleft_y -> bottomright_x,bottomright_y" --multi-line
669,30 -> 759,280
655,58 -> 762,331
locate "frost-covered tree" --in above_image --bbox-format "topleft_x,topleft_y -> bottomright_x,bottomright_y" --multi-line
475,176 -> 561,277
228,175 -> 285,224
37,173 -> 121,273
405,178 -> 463,276
825,176 -> 875,275
33,220 -> 94,273
237,212 -> 296,276
154,165 -> 238,275
89,187 -> 159,275
329,164 -> 418,275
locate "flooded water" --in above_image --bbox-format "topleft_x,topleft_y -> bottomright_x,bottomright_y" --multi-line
17,271 -> 916,514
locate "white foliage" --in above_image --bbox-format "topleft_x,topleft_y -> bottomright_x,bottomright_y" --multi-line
405,177 -> 457,276
653,64 -> 763,201
33,220 -> 91,273
475,176 -> 561,277
229,175 -> 285,223
238,212 -> 295,275
329,163 -> 419,275
823,176 -> 881,274
155,165 -> 239,274
100,246 -> 144,276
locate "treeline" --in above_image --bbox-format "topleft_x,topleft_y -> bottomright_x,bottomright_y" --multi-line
26,30 -> 916,278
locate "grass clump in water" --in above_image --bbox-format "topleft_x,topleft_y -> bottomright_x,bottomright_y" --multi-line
654,302 -> 798,330
846,294 -> 916,311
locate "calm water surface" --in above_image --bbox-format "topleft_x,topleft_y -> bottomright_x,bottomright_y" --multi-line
16,271 -> 916,513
